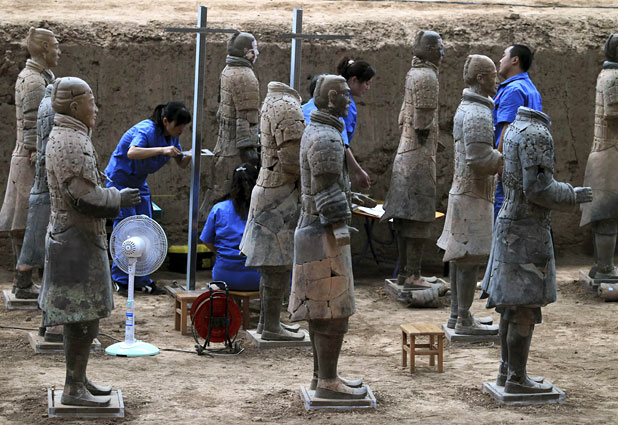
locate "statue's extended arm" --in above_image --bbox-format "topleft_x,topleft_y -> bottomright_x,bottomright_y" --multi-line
62,176 -> 122,218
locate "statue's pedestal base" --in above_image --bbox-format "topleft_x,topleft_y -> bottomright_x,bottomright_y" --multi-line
384,278 -> 447,303
579,270 -> 618,293
299,385 -> 376,410
47,387 -> 124,418
482,381 -> 565,406
246,329 -> 311,349
28,332 -> 101,354
442,324 -> 500,344
3,290 -> 38,310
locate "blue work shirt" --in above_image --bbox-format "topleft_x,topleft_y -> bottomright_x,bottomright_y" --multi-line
342,95 -> 358,143
200,200 -> 249,271
493,72 -> 542,144
104,119 -> 181,188
493,72 -> 542,219
302,98 -> 350,146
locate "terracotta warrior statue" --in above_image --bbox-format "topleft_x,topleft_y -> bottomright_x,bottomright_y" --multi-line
580,34 -> 618,279
240,82 -> 305,341
41,77 -> 140,406
203,31 -> 260,217
481,107 -> 592,393
289,74 -> 367,399
0,28 -> 59,299
383,30 -> 444,288
437,55 -> 501,335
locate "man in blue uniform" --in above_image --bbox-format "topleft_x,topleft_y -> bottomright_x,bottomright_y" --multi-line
493,45 -> 542,220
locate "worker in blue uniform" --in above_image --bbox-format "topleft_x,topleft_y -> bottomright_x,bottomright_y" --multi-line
200,163 -> 261,291
493,44 -> 543,220
105,101 -> 192,295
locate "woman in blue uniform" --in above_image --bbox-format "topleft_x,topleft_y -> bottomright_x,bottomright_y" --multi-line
336,56 -> 376,190
105,101 -> 192,295
200,163 -> 261,291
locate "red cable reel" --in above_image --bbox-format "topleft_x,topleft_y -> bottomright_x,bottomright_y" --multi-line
190,282 -> 242,349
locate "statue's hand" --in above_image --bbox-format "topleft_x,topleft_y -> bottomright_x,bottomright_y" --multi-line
240,147 -> 259,166
574,187 -> 593,204
333,222 -> 351,246
119,188 -> 141,207
351,192 -> 377,208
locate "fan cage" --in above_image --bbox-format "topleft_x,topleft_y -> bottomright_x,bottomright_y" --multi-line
109,215 -> 168,276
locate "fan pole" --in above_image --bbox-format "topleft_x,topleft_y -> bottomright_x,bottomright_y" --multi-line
124,258 -> 137,345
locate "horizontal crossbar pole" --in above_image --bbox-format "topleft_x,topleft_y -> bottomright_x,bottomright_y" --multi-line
279,33 -> 351,40
165,27 -> 238,34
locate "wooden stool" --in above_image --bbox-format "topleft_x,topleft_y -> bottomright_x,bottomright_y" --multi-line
400,323 -> 444,373
228,290 -> 260,331
174,292 -> 200,335
174,290 -> 260,335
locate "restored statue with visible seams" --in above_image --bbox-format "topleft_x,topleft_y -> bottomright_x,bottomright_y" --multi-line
289,74 -> 367,399
382,30 -> 444,289
202,31 -> 260,218
1,28 -> 59,299
41,77 -> 140,407
481,107 -> 592,394
580,34 -> 618,279
437,55 -> 502,335
240,81 -> 305,341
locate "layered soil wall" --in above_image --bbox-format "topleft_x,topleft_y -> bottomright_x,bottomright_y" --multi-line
0,13 -> 615,266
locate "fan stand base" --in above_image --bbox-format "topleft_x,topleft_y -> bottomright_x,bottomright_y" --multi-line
105,340 -> 159,357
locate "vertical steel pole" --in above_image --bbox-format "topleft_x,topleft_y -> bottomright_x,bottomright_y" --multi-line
186,6 -> 207,291
289,8 -> 303,90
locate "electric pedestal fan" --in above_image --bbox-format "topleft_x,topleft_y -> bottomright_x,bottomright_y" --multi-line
105,215 -> 167,357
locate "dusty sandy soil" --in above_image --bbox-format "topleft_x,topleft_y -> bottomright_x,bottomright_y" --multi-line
1,252 -> 618,424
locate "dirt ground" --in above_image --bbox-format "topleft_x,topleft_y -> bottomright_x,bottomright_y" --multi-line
1,251 -> 618,424
2,0 -> 618,424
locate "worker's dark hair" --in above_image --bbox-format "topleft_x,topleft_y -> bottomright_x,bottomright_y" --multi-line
150,101 -> 192,132
228,163 -> 258,220
308,73 -> 326,98
335,56 -> 376,83
509,44 -> 534,72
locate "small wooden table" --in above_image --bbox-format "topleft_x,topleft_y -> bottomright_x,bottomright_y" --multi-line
174,290 -> 259,335
400,323 -> 444,373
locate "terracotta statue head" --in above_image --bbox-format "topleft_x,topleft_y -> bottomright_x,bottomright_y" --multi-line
26,27 -> 60,69
314,74 -> 350,118
413,30 -> 444,67
463,54 -> 497,97
605,34 -> 618,62
52,77 -> 97,129
228,31 -> 259,63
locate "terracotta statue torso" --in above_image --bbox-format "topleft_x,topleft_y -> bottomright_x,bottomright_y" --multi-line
240,82 -> 304,267
437,89 -> 501,263
0,59 -> 54,232
17,84 -> 54,269
580,62 -> 618,226
40,113 -> 121,326
288,110 -> 354,322
481,108 -> 577,309
383,57 -> 439,223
